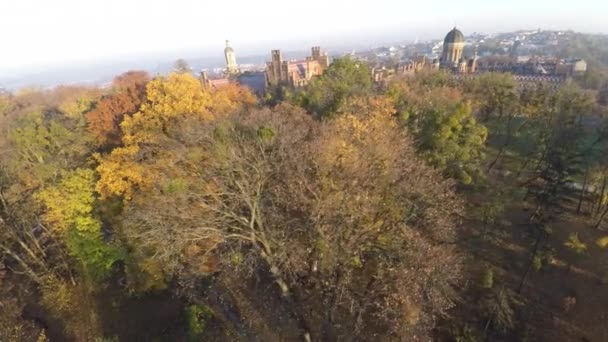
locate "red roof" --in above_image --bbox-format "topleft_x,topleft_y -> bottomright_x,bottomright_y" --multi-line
209,78 -> 230,88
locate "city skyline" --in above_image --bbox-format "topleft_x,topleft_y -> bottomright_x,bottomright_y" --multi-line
1,0 -> 606,73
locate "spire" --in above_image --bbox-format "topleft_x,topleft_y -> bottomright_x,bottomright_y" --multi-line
225,40 -> 231,48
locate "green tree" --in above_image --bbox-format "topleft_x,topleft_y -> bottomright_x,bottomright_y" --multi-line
386,77 -> 487,184
297,57 -> 373,117
416,103 -> 488,184
174,59 -> 192,74
464,73 -> 518,122
36,169 -> 123,280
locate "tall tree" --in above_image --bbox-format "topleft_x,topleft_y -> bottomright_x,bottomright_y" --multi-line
297,57 -> 373,117
86,71 -> 150,147
107,98 -> 464,340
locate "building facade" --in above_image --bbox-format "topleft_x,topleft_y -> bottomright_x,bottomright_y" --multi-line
266,46 -> 330,88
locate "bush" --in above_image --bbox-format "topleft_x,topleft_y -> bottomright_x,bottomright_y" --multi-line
186,304 -> 214,341
481,268 -> 494,289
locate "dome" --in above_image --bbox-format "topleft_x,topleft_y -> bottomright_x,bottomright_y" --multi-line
444,27 -> 465,44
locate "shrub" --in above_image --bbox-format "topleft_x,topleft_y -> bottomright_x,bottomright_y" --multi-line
186,304 -> 214,341
481,268 -> 494,289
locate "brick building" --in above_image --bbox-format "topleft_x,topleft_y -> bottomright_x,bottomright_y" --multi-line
265,46 -> 330,88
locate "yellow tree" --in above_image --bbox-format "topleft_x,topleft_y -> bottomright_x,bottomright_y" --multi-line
121,72 -> 213,146
95,74 -> 256,290
209,83 -> 257,116
96,73 -> 212,199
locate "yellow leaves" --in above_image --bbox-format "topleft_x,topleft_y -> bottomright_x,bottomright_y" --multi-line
53,86 -> 101,119
95,145 -> 151,200
40,275 -> 73,314
119,72 -> 215,146
320,96 -> 397,169
96,73 -> 259,202
209,83 -> 257,116
36,169 -> 99,233
332,96 -> 396,146
564,233 -> 587,254
58,97 -> 94,120
596,236 -> 608,248
120,111 -> 165,146
141,72 -> 212,119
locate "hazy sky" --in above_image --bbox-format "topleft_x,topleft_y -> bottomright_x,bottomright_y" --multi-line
0,0 -> 606,71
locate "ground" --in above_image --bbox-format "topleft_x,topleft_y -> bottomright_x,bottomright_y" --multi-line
442,172 -> 608,341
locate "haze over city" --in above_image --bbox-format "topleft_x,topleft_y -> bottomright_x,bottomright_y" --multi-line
1,0 -> 605,73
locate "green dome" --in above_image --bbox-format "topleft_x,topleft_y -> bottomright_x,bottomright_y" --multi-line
444,27 -> 465,44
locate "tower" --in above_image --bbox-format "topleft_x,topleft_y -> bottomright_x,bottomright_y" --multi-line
266,50 -> 284,86
224,40 -> 239,74
311,46 -> 329,69
200,70 -> 210,87
312,46 -> 321,60
441,27 -> 465,68
468,47 -> 478,73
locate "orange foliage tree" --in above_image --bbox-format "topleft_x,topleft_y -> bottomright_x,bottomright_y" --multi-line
86,71 -> 150,147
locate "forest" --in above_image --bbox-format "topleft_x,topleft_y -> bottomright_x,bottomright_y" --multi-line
1,58 -> 608,341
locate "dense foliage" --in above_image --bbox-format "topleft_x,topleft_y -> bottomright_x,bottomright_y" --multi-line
1,63 -> 608,341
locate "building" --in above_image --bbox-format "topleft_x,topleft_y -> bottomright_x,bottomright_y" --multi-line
440,27 -> 477,74
476,56 -> 587,77
266,46 -> 330,88
569,59 -> 587,75
441,27 -> 465,68
200,71 -> 230,89
224,40 -> 239,74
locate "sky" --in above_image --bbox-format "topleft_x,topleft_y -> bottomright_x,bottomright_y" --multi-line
0,0 -> 606,73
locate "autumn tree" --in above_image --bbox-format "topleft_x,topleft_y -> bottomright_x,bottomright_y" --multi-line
95,73 -> 256,290
106,94 -> 464,340
86,71 -> 150,147
36,169 -> 123,280
96,73 -> 256,200
0,282 -> 45,341
0,86 -> 119,340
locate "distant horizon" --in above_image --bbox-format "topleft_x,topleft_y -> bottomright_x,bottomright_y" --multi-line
2,25 -> 606,75
0,25 -> 605,90
2,0 -> 606,73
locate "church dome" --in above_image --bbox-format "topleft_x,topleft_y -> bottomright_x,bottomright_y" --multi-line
444,27 -> 465,44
